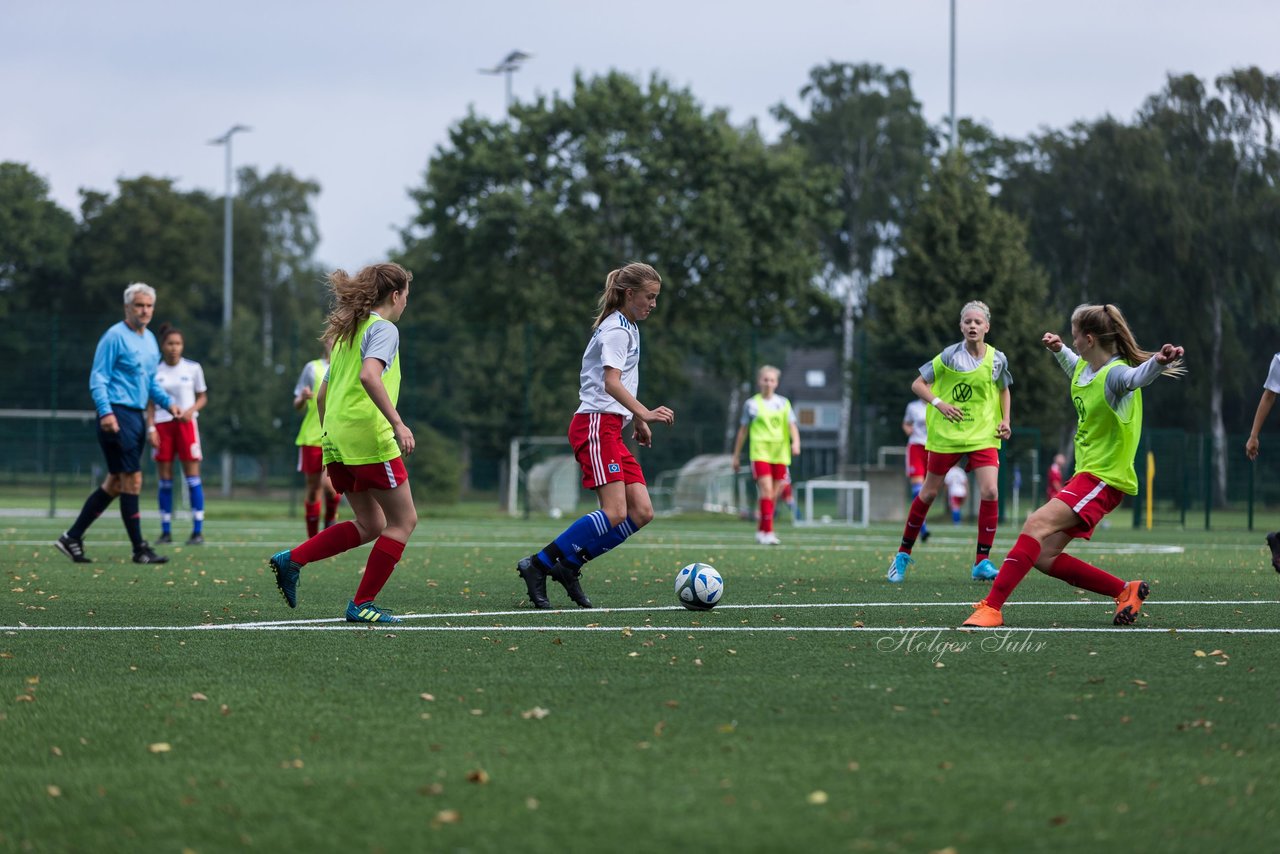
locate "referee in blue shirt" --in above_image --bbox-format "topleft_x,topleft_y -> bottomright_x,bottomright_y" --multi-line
56,283 -> 182,564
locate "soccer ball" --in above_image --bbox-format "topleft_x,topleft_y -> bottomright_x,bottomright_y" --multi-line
674,563 -> 724,611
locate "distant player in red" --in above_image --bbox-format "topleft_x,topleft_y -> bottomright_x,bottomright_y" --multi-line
148,324 -> 207,545
516,262 -> 674,609
964,303 -> 1185,628
902,398 -> 931,542
1045,453 -> 1066,501
293,339 -> 340,536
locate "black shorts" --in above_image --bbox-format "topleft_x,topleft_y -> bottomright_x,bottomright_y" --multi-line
98,406 -> 147,474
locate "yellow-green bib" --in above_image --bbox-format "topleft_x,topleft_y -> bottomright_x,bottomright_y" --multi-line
1071,359 -> 1142,495
294,358 -> 326,447
322,316 -> 402,465
925,345 -> 1001,454
748,394 -> 792,465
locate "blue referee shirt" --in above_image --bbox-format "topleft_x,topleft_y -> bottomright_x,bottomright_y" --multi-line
89,321 -> 173,417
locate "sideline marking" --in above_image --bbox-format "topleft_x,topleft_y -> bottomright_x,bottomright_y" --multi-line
4,624 -> 1278,634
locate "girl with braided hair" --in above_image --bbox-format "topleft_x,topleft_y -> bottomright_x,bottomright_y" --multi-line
964,303 -> 1185,628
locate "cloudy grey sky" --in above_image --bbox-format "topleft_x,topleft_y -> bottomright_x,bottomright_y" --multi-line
4,0 -> 1277,270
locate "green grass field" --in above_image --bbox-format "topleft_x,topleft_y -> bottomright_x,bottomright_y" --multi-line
2,507 -> 1279,852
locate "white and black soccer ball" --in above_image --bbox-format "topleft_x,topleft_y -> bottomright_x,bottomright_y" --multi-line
674,562 -> 723,611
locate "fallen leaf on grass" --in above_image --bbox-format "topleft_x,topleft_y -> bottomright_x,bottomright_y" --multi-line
420,693 -> 436,702
520,707 -> 550,720
220,705 -> 231,716
466,769 -> 490,785
147,743 -> 172,754
1049,815 -> 1069,826
1130,680 -> 1148,689
190,692 -> 208,702
806,790 -> 828,805
434,809 -> 461,825
15,694 -> 35,703
46,785 -> 61,798
1194,650 -> 1207,658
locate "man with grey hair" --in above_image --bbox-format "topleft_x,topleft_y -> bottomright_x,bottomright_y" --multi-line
56,283 -> 182,564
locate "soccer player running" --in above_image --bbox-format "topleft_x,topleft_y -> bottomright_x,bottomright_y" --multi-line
887,300 -> 1012,583
902,397 -> 931,542
516,262 -> 675,609
731,365 -> 801,545
269,263 -> 417,624
147,324 -> 208,545
1244,351 -> 1280,571
56,282 -> 180,565
292,339 -> 341,536
963,304 -> 1185,628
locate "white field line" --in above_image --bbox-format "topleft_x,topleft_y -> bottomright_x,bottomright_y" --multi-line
1,537 -> 1188,555
4,599 -> 1277,633
4,624 -> 1280,634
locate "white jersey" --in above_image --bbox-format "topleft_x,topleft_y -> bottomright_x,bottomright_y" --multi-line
1264,353 -> 1280,394
576,311 -> 640,422
153,358 -> 206,424
903,399 -> 928,446
945,466 -> 968,499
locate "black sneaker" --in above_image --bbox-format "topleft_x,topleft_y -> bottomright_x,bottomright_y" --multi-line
55,533 -> 91,564
920,527 -> 931,544
156,532 -> 172,544
1267,532 -> 1280,573
186,533 -> 205,546
132,542 -> 169,564
517,556 -> 552,609
548,560 -> 593,609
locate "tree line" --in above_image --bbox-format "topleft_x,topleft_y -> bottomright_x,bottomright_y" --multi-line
2,63 -> 1278,501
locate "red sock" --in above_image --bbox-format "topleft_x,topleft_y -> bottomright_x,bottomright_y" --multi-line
760,498 -> 776,533
975,499 -> 999,564
354,536 -> 405,605
986,534 -> 1042,610
1047,553 -> 1125,598
291,520 -> 362,566
899,496 -> 932,553
304,501 -> 321,538
323,493 -> 340,525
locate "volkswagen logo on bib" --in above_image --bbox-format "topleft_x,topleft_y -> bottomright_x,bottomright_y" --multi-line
951,382 -> 973,403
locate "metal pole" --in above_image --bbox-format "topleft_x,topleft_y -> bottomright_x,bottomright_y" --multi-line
949,0 -> 957,150
222,138 -> 233,365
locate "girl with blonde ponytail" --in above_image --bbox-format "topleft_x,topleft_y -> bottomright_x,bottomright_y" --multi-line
517,262 -> 675,609
964,303 -> 1185,629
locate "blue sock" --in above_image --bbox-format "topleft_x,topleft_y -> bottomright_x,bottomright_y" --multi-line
952,509 -> 962,524
186,475 -> 204,534
579,517 -> 638,562
158,478 -> 173,534
912,484 -> 928,536
538,510 -> 609,569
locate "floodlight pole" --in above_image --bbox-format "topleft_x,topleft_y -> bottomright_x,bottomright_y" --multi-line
209,124 -> 250,366
949,0 -> 957,150
480,51 -> 531,116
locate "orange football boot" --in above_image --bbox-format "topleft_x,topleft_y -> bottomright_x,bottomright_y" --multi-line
962,599 -> 1004,628
1113,580 -> 1149,625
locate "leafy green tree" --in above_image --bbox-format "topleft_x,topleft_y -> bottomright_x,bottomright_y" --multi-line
772,62 -> 934,465
398,71 -> 835,474
0,163 -> 77,408
866,153 -> 1062,443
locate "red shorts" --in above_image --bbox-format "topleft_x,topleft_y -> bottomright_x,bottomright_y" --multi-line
568,412 -> 646,489
926,447 -> 999,476
906,444 -> 928,478
751,461 -> 788,482
297,445 -> 324,474
152,420 -> 202,462
326,457 -> 409,493
1054,472 -> 1125,540
950,494 -> 966,511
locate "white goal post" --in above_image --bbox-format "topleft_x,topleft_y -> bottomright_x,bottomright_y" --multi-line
794,479 -> 870,528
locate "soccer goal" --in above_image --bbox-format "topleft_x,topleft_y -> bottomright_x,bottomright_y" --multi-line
794,477 -> 870,528
650,454 -> 741,516
505,436 -> 586,518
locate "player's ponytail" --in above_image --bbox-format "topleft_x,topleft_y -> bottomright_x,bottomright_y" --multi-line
157,323 -> 182,345
324,263 -> 413,346
592,262 -> 661,329
1071,303 -> 1186,378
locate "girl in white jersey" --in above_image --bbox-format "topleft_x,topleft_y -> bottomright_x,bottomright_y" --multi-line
1244,352 -> 1280,571
963,303 -> 1184,628
517,262 -> 675,609
269,263 -> 417,625
147,324 -> 208,545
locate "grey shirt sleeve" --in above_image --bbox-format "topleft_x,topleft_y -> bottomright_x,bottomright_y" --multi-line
362,322 -> 401,370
